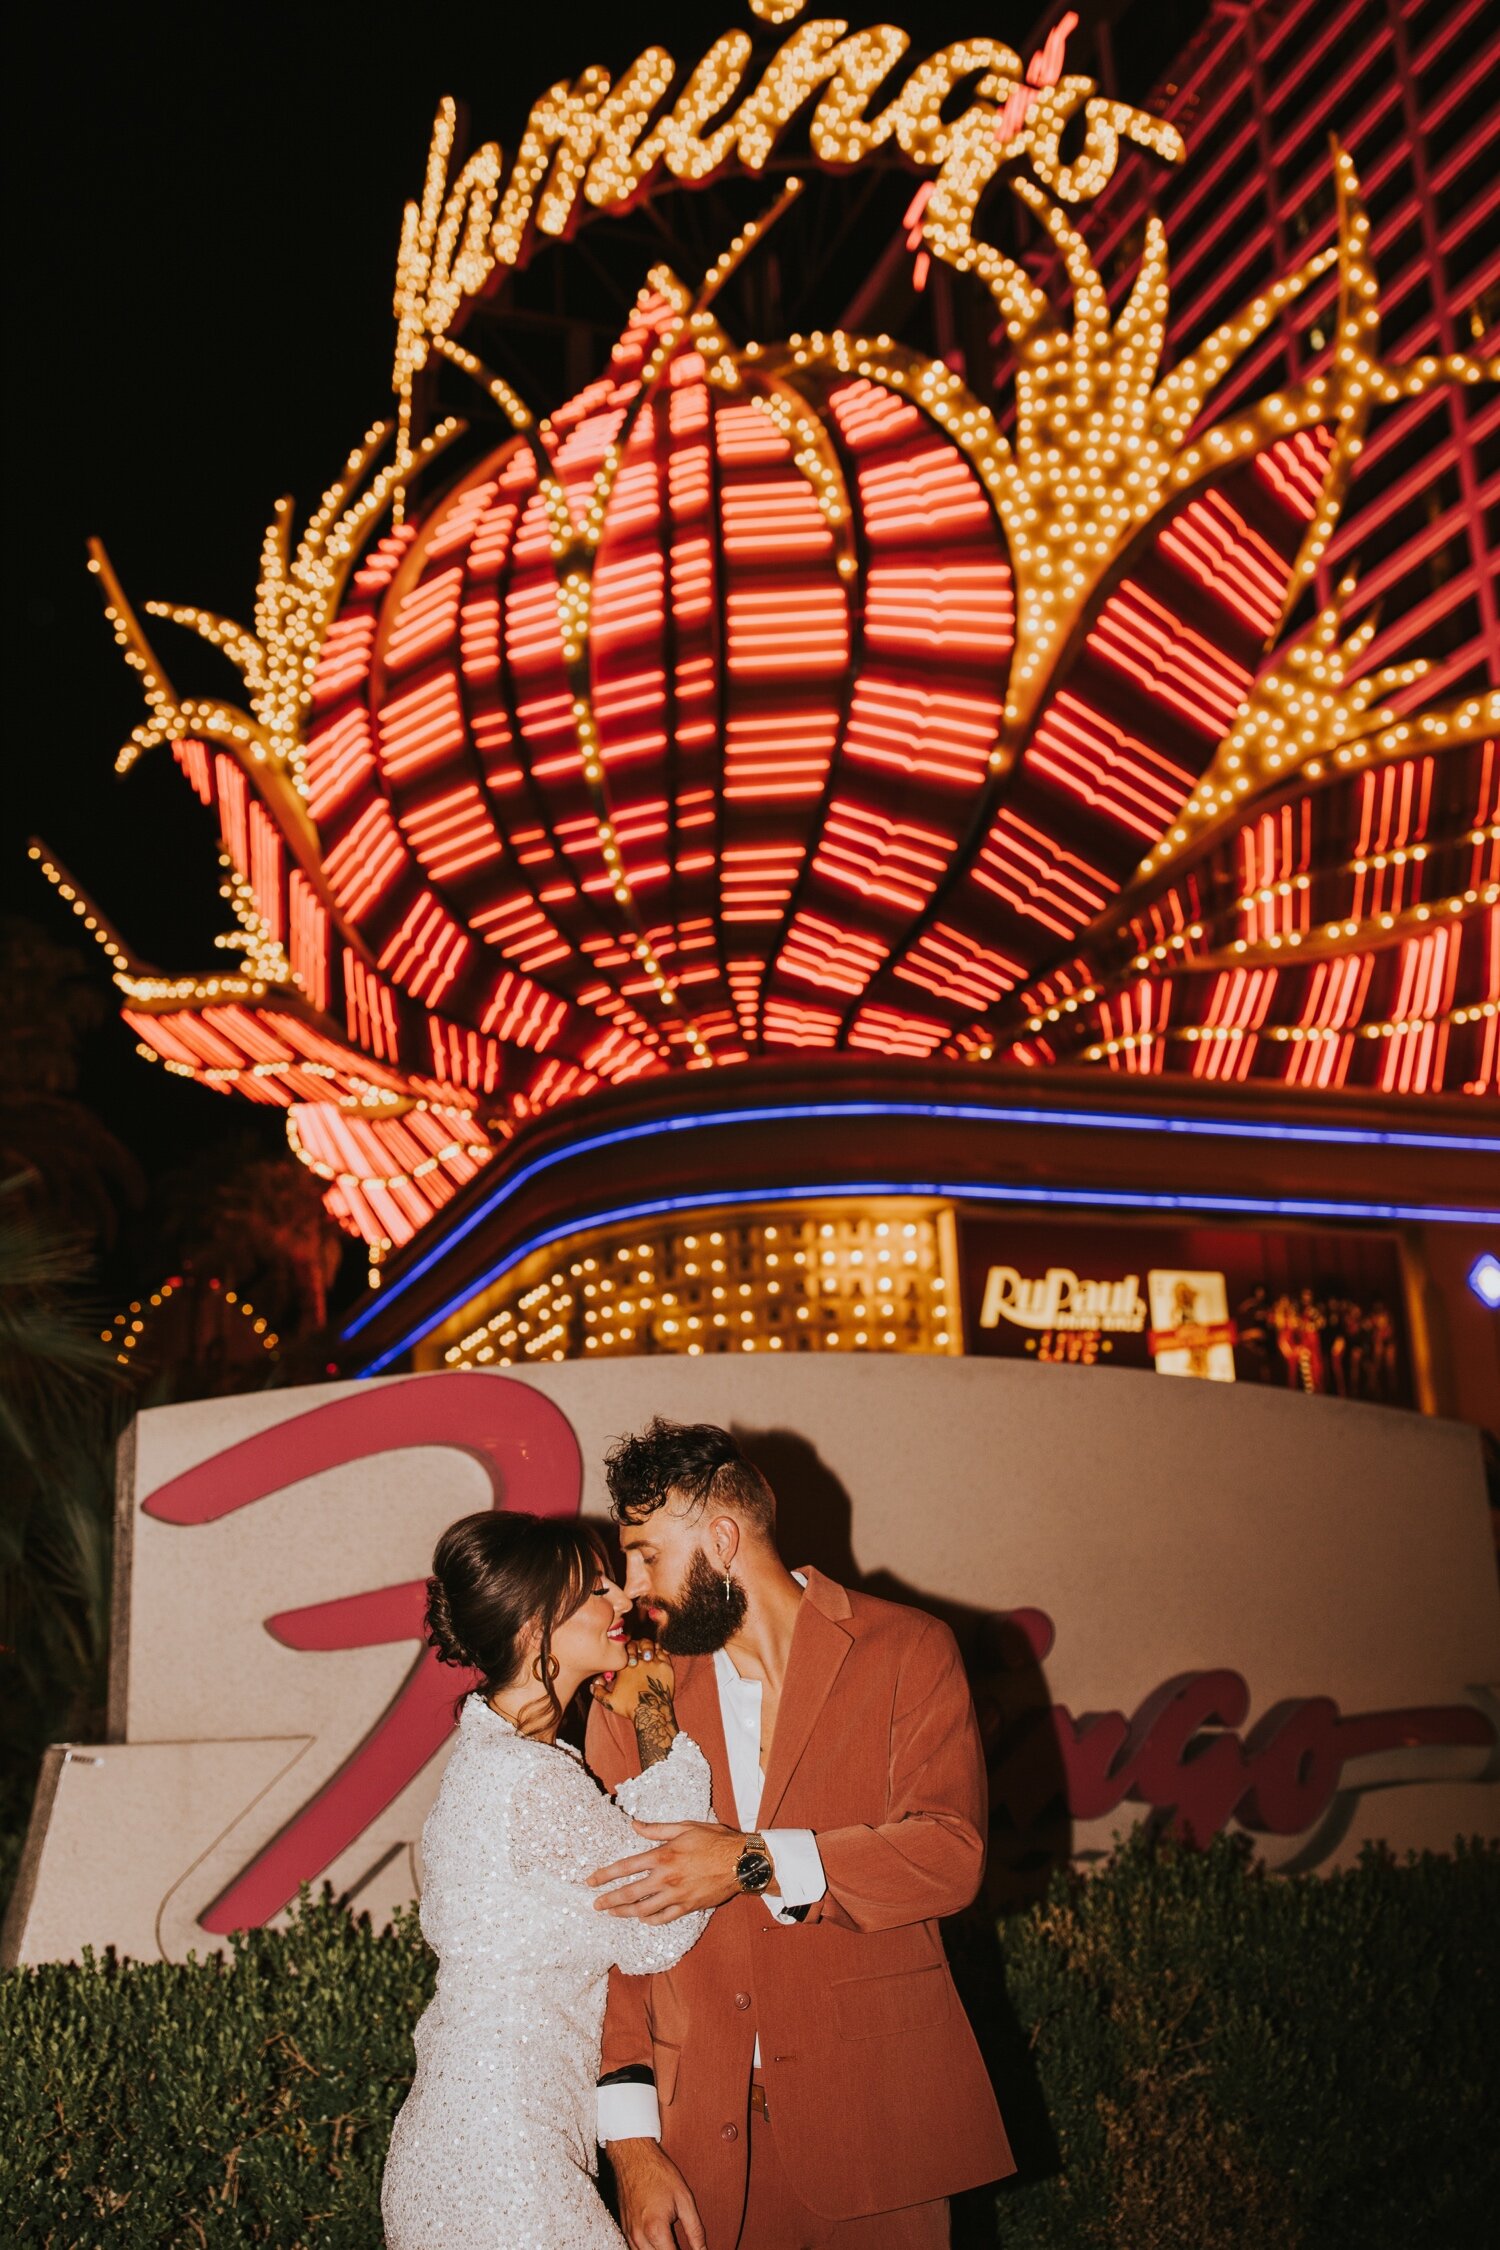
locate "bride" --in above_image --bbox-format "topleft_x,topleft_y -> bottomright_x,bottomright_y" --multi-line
381,1509 -> 712,2249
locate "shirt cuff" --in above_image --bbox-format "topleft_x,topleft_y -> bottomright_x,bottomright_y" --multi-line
763,1827 -> 826,1915
598,2080 -> 662,2143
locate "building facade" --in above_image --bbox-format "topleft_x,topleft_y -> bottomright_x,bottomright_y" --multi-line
50,0 -> 1498,1423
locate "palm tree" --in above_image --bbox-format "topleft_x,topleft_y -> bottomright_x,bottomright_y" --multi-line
0,1176 -> 121,1774
155,1134 -> 344,1336
0,918 -> 143,1245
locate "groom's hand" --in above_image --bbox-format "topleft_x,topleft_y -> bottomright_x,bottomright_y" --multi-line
610,2137 -> 706,2250
588,1819 -> 746,1920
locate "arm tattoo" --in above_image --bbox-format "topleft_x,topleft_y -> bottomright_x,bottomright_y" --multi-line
632,1678 -> 678,1769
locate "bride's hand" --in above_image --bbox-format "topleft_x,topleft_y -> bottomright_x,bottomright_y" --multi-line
591,1638 -> 674,1717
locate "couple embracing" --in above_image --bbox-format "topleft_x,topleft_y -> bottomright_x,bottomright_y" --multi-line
382,1417 -> 1013,2248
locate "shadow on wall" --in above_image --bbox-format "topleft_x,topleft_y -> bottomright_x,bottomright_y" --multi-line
734,1424 -> 1067,2225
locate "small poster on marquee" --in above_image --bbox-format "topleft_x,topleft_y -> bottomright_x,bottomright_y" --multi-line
1147,1270 -> 1236,1382
958,1218 -> 1415,1406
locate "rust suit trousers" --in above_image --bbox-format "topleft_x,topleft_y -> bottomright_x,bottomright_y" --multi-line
738,2099 -> 949,2247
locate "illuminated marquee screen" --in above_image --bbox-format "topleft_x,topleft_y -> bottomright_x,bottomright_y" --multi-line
957,1216 -> 1414,1405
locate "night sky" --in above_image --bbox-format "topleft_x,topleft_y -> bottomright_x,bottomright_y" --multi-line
5,1 -> 1204,1208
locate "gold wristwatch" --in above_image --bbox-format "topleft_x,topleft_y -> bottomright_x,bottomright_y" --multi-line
735,1831 -> 775,1896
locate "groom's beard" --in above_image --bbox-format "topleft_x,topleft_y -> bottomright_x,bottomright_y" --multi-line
651,1548 -> 748,1655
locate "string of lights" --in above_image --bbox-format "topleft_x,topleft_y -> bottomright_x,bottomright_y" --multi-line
101,1276 -> 280,1369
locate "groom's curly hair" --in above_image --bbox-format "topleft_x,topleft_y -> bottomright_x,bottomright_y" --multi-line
605,1417 -> 775,1531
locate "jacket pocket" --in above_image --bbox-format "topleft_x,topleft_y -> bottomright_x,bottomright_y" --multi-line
829,1963 -> 951,2041
652,2039 -> 681,2106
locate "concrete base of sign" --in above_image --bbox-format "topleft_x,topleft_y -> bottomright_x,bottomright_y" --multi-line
5,1358 -> 1499,1966
10,1739 -> 430,1967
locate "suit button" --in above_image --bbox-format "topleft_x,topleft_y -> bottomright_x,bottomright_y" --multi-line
734,1992 -> 751,2010
721,2123 -> 739,2142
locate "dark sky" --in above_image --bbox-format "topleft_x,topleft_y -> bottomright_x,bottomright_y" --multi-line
4,1 -> 1203,1197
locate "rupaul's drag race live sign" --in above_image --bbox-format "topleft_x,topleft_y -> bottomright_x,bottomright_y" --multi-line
5,1358 -> 1498,1964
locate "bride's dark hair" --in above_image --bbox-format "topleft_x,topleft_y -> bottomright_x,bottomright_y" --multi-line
425,1512 -> 608,1734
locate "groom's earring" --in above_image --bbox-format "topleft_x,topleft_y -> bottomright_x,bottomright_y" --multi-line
723,1572 -> 733,1602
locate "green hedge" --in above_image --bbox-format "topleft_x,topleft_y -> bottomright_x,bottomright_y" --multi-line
3,1834 -> 1496,2248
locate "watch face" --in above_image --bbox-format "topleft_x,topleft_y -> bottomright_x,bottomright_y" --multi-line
736,1850 -> 774,1895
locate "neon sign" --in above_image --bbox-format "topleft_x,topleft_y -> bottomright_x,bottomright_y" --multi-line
51,0 -> 1498,1276
978,1265 -> 1147,1335
390,5 -> 1185,473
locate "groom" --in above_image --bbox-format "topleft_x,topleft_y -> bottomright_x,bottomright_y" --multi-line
585,1418 -> 1013,2249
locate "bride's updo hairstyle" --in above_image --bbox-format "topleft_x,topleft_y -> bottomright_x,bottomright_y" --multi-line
425,1511 -> 607,1735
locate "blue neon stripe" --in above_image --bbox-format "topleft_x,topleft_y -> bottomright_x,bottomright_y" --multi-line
351,1174 -> 1500,1377
340,1095 -> 1500,1344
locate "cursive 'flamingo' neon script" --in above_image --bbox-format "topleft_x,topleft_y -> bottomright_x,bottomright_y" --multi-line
391,6 -> 1185,466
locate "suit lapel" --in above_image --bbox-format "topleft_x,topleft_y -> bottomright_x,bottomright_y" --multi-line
757,1568 -> 854,1830
674,1651 -> 737,1829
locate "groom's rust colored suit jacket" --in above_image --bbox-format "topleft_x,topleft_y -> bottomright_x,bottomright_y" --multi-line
586,1568 -> 1015,2238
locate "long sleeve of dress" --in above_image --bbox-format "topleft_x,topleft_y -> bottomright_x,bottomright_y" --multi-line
508,1734 -> 713,1975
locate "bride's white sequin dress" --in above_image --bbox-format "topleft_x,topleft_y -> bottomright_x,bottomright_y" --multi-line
382,1692 -> 711,2248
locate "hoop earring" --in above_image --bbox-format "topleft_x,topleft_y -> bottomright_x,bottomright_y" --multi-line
532,1652 -> 560,1684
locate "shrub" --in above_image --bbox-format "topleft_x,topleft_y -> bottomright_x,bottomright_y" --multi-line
973,1831 -> 1500,2250
2,1834 -> 1496,2247
2,1893 -> 432,2248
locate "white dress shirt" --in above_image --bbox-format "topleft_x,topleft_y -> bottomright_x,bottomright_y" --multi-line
597,1579 -> 827,2144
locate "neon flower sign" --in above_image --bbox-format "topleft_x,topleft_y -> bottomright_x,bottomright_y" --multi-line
37,2 -> 1497,1270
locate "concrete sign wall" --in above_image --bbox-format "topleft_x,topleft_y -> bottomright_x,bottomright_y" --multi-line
6,1359 -> 1498,1965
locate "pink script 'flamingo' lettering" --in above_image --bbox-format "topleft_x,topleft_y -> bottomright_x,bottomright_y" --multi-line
141,1375 -> 581,1931
982,1609 -> 1496,1844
